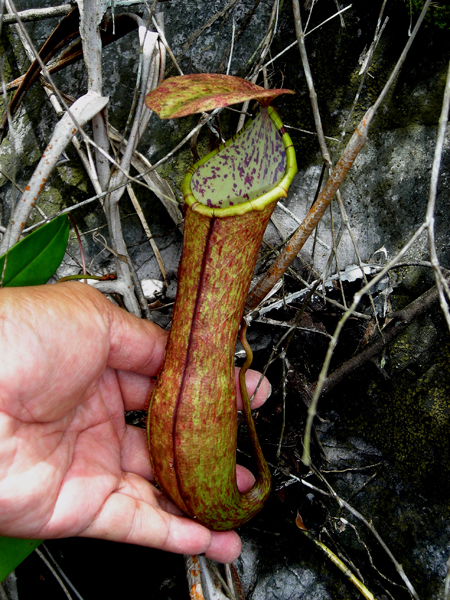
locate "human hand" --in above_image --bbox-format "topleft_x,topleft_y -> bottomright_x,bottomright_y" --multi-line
0,282 -> 271,563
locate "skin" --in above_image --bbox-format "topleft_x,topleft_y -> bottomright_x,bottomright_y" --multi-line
0,282 -> 271,563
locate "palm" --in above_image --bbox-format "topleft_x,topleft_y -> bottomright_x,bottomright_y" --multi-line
4,370 -> 142,539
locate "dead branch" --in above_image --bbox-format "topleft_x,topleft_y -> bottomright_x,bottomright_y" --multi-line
247,104 -> 375,309
426,60 -> 450,331
260,4 -> 351,74
0,0 -> 145,25
310,466 -> 420,599
171,0 -> 241,76
1,4 -> 72,25
301,220 -> 428,466
247,0 -> 434,310
0,92 -> 108,255
320,274 -> 448,396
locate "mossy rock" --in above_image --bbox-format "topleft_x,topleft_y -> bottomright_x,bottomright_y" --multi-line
334,303 -> 450,496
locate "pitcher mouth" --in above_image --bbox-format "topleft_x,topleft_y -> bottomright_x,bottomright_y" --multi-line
181,105 -> 297,218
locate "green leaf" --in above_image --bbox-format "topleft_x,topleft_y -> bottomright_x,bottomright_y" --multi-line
0,214 -> 69,580
145,74 -> 295,119
0,214 -> 70,287
0,537 -> 42,581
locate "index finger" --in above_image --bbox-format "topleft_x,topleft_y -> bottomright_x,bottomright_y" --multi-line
100,292 -> 169,376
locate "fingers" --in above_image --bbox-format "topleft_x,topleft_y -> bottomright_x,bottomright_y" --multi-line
235,368 -> 271,410
236,464 -> 256,492
121,429 -> 263,513
121,425 -> 154,481
94,288 -> 169,377
81,473 -> 241,563
0,284 -> 112,419
54,284 -> 270,407
207,531 -> 242,563
37,281 -> 169,377
116,370 -> 155,411
0,283 -> 168,414
117,367 -> 271,414
120,370 -> 271,481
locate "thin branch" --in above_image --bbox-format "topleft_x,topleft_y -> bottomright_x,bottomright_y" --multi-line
292,0 -> 331,166
247,104 -> 375,308
247,0 -> 433,309
302,221 -> 428,466
426,60 -> 450,331
78,0 -> 111,188
310,466 -> 420,599
218,0 -> 263,73
338,0 -> 388,148
0,93 -> 108,254
277,352 -> 289,458
1,0 -> 146,24
127,183 -> 167,282
249,269 -> 372,321
226,18 -> 236,76
185,555 -> 205,600
1,1 -> 105,198
236,0 -> 279,132
264,0 -> 380,328
291,3 -> 382,320
35,548 -> 76,600
152,13 -> 183,75
170,0 -> 241,76
296,525 -> 377,600
332,518 -> 398,599
0,61 -> 18,284
320,274 -> 449,396
301,9 -> 447,457
21,139 -> 183,235
2,0 -> 155,315
371,0 -> 432,115
40,544 -> 84,600
2,4 -> 72,24
102,20 -> 163,316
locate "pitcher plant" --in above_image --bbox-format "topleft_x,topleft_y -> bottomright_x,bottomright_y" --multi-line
145,75 -> 297,530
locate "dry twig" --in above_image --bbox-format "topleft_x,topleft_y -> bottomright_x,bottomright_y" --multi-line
247,0 -> 433,309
